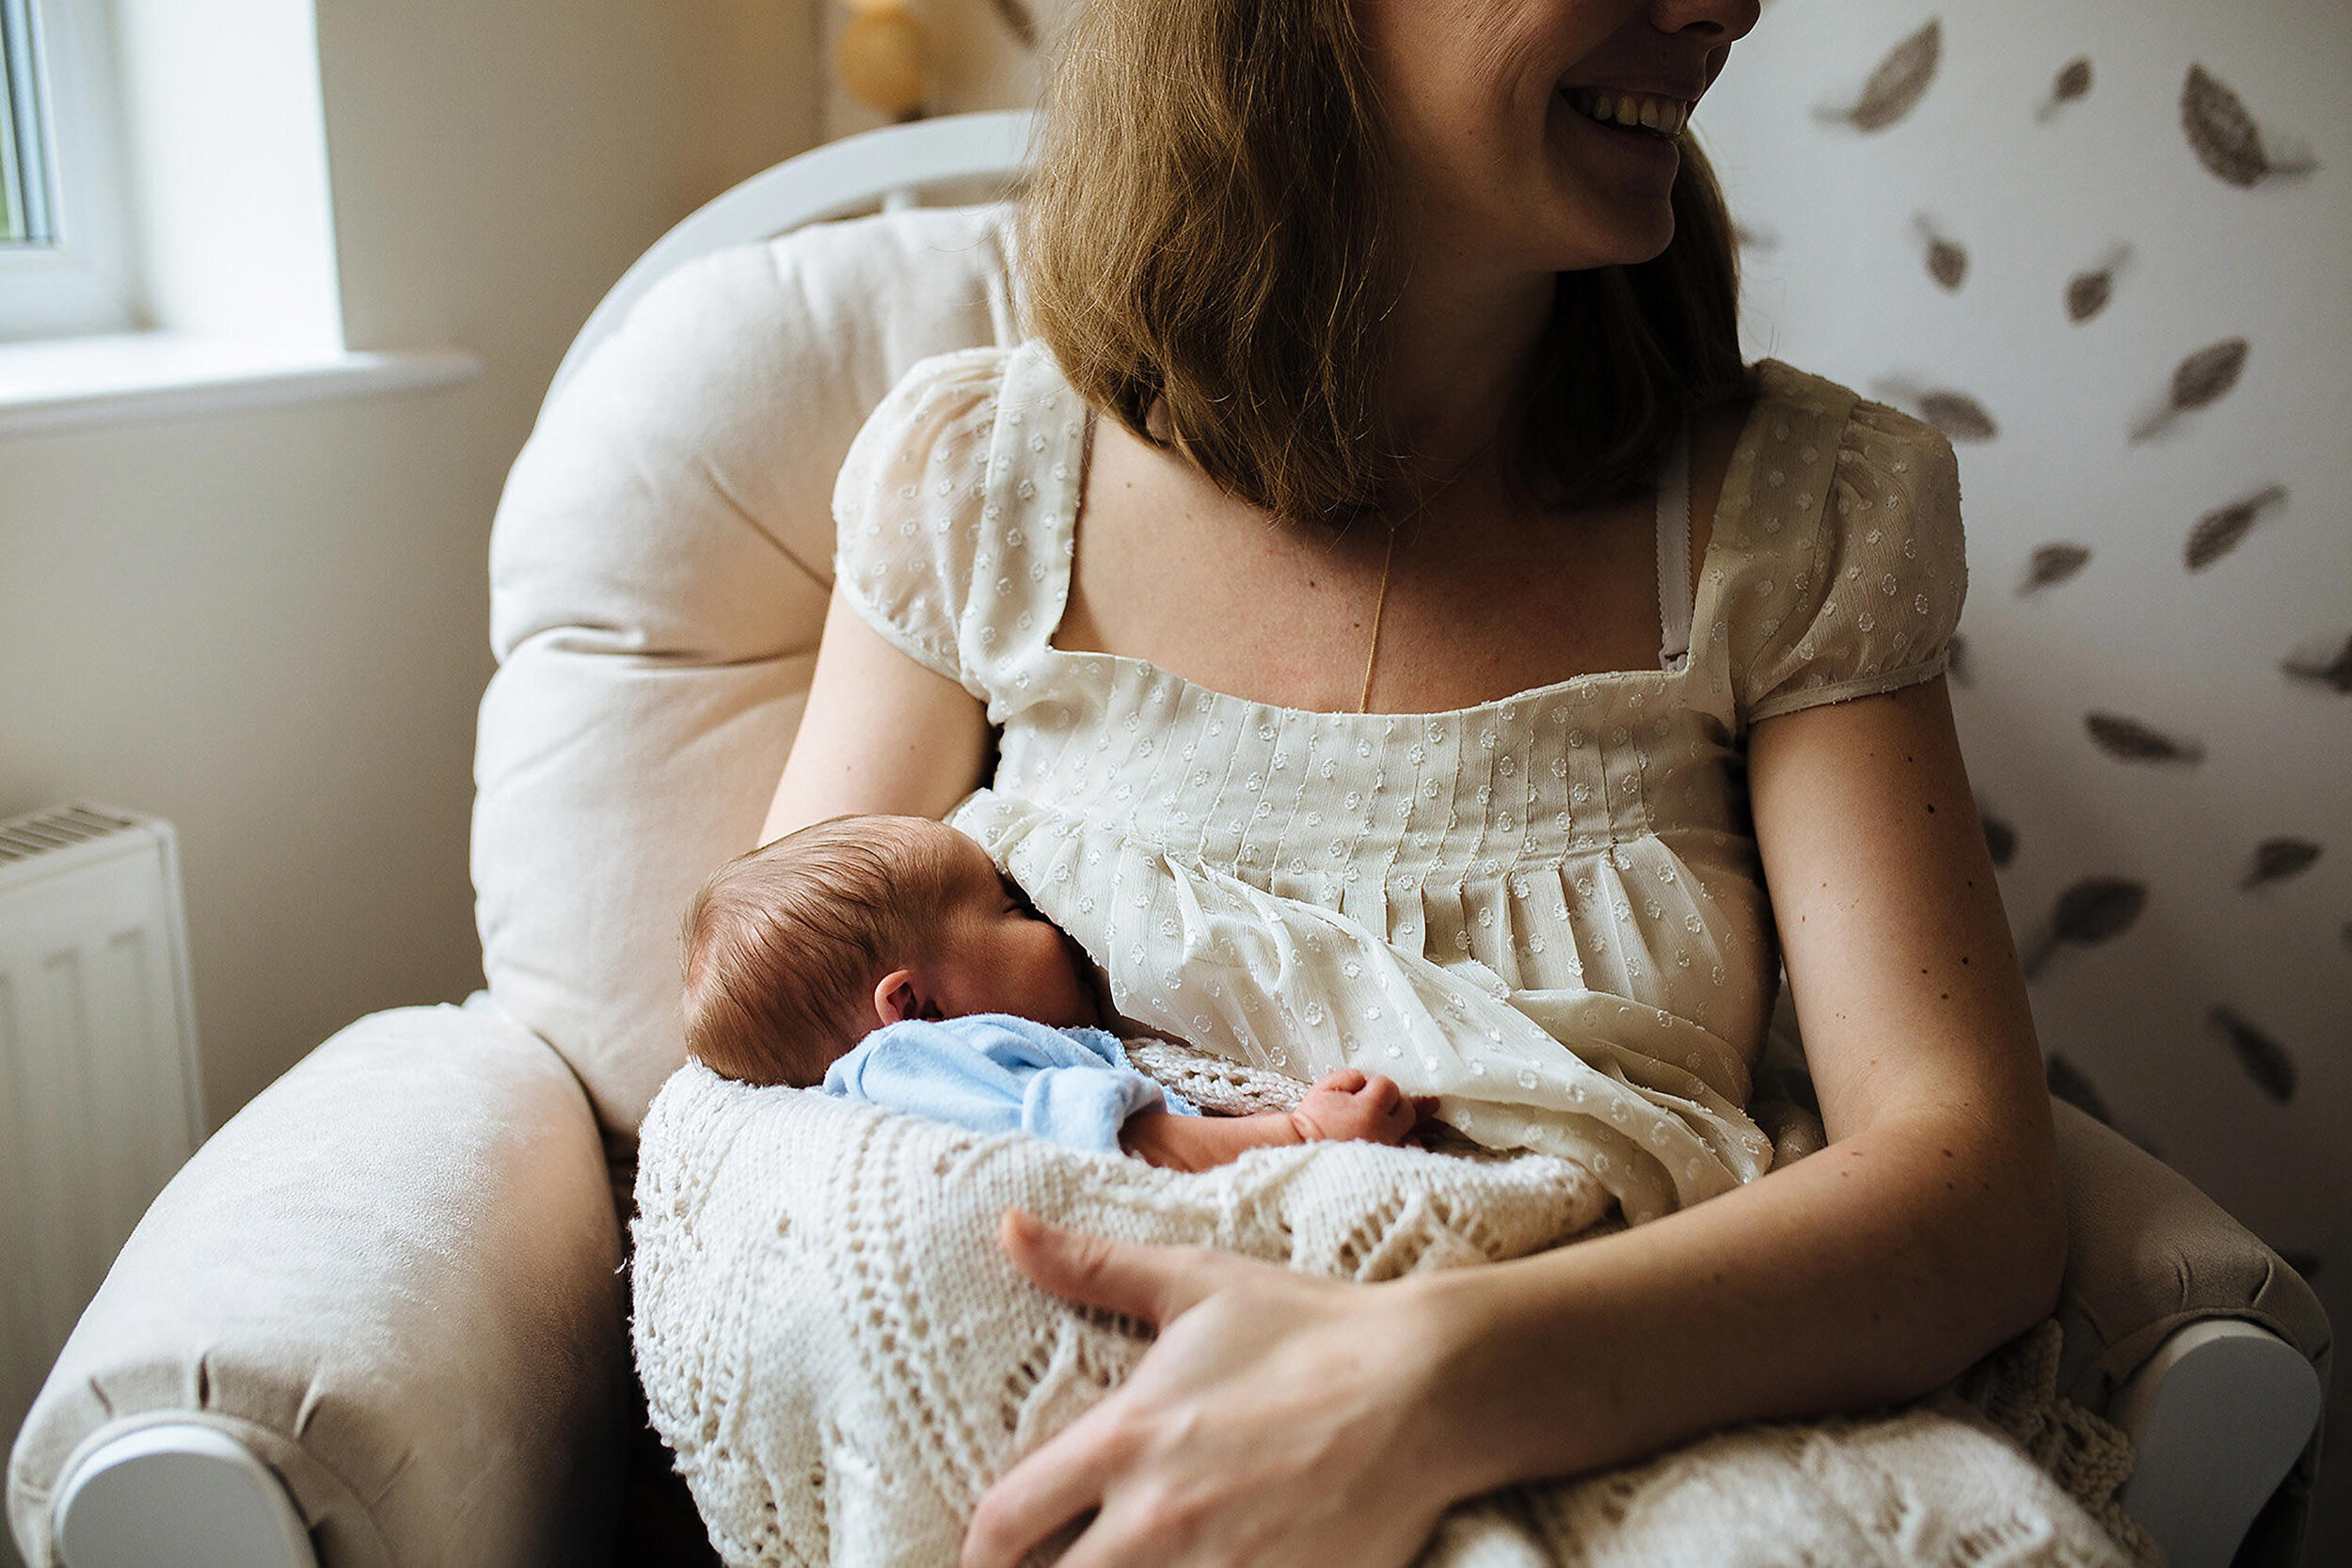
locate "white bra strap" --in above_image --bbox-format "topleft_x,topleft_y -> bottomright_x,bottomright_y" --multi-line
1656,424 -> 1693,672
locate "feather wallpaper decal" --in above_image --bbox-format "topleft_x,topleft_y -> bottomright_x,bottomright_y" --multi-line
1825,20 -> 1941,132
2045,1053 -> 2113,1123
1916,389 -> 1999,442
2240,837 -> 2322,891
2022,876 -> 2147,980
2037,56 -> 2093,122
2281,634 -> 2352,694
2181,64 -> 2317,186
2084,712 -> 2205,764
2171,337 -> 2251,407
2065,269 -> 2111,324
2064,245 -> 2128,324
2132,337 -> 2249,440
1978,800 -> 2018,866
2020,543 -> 2090,594
2184,483 -> 2287,571
2210,1005 -> 2298,1103
1916,215 -> 1968,289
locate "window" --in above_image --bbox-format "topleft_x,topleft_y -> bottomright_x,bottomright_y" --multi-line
0,0 -> 475,432
0,0 -> 136,341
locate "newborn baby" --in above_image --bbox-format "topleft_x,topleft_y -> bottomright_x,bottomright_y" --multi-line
681,814 -> 1424,1170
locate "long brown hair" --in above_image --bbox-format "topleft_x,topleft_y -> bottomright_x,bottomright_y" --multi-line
1013,0 -> 1748,529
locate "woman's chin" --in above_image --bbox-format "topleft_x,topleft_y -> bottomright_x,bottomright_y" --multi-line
1541,109 -> 1682,260
1607,211 -> 1677,266
1542,204 -> 1677,272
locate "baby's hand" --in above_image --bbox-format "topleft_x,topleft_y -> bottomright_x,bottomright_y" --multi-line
1288,1068 -> 1422,1147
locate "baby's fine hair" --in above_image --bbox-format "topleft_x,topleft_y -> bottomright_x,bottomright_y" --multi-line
680,816 -> 965,1086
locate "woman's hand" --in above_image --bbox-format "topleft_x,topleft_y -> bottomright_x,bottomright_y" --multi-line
961,1212 -> 1466,1568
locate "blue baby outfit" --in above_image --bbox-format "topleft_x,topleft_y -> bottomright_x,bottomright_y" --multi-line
820,1014 -> 1200,1153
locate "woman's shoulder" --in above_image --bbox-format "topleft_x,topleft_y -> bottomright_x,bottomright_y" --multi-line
873,337 -> 1078,416
831,339 -> 1078,697
830,345 -> 1019,689
835,339 -> 1073,494
1717,360 -> 1960,547
859,342 -> 1020,445
1741,360 -> 1957,482
1711,361 -> 1967,726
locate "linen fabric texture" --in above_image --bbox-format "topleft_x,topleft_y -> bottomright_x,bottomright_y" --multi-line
821,1015 -> 1200,1153
832,339 -> 1967,1224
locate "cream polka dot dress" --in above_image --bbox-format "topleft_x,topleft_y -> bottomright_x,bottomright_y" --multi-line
834,339 -> 1966,1224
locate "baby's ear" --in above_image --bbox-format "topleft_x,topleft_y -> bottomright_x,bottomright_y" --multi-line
874,968 -> 951,1025
873,969 -> 921,1026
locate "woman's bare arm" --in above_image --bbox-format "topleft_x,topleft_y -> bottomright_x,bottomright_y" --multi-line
1397,673 -> 2065,1491
963,673 -> 2067,1566
762,586 -> 992,843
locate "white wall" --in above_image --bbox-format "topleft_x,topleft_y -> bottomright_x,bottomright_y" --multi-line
0,0 -> 822,1123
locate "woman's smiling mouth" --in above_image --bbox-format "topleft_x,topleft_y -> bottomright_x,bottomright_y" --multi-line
1560,87 -> 1693,138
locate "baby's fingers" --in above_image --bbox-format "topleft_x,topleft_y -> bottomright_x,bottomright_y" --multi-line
1316,1067 -> 1369,1092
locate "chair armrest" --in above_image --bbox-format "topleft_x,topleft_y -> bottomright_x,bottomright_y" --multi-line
2048,1100 -> 2331,1567
7,1001 -> 632,1568
2049,1099 -> 2329,1407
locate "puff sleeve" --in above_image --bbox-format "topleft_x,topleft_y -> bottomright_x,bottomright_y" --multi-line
831,346 -> 1009,694
1739,400 -> 1967,724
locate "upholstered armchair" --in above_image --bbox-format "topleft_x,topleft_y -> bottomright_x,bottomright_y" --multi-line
8,114 -> 2329,1568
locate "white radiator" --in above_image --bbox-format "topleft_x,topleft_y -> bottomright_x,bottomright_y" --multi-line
0,803 -> 204,1469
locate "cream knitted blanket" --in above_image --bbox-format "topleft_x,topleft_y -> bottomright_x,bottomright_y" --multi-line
631,1060 -> 2154,1568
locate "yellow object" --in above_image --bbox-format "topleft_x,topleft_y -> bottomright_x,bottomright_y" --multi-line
838,9 -> 927,118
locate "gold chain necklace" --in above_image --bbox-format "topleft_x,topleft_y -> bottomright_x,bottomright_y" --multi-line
1357,529 -> 1399,715
1357,434 -> 1502,713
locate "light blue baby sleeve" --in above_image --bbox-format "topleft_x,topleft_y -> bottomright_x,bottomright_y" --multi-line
821,1015 -> 1199,1153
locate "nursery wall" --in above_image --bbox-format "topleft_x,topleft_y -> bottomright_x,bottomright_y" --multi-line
0,0 -> 822,1125
1701,0 -> 2349,1544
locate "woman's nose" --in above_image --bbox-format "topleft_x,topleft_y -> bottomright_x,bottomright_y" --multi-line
1650,0 -> 1760,44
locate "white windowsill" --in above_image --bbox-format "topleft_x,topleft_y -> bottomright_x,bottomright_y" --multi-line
0,332 -> 482,436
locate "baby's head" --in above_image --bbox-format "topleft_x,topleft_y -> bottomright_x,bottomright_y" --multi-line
681,815 -> 1103,1086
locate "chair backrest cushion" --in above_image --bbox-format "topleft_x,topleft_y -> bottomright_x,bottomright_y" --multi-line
475,203 -> 1025,1148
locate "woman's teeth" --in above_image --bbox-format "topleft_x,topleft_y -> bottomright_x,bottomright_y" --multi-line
1563,87 -> 1692,137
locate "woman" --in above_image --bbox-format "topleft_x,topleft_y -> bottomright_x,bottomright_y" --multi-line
763,0 -> 2067,1562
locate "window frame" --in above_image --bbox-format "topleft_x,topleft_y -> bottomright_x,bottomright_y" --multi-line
3,0 -> 56,244
0,0 -> 140,342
